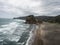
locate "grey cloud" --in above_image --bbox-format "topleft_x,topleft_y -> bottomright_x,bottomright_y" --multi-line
0,0 -> 60,18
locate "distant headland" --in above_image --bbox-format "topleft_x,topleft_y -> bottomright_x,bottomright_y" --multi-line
13,15 -> 60,23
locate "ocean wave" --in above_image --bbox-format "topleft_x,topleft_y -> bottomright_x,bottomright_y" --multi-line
0,22 -> 20,41
0,19 -> 28,42
26,25 -> 39,45
0,19 -> 36,45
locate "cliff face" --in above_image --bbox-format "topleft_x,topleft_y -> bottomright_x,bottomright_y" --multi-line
25,15 -> 43,24
25,15 -> 36,24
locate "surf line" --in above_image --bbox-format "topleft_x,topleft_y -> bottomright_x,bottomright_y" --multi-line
25,24 -> 41,45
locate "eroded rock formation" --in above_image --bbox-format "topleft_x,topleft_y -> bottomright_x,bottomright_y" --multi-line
25,15 -> 43,24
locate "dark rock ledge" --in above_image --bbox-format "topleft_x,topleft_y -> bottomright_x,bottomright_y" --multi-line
25,15 -> 43,24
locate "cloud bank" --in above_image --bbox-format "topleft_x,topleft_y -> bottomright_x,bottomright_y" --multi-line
0,0 -> 60,18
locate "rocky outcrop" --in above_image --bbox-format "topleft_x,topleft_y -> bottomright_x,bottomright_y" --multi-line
25,15 -> 43,24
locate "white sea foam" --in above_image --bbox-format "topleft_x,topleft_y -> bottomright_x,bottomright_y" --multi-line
14,19 -> 25,22
0,22 -> 19,41
26,24 -> 37,45
26,30 -> 33,45
0,20 -> 27,42
0,19 -> 33,45
0,22 -> 18,34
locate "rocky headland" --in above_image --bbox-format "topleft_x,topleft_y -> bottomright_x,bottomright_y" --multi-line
14,15 -> 60,45
25,15 -> 60,45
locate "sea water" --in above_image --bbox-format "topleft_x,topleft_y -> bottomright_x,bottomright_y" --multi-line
0,18 -> 37,45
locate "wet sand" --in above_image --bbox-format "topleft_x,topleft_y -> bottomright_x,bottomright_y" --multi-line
31,24 -> 44,45
29,22 -> 60,45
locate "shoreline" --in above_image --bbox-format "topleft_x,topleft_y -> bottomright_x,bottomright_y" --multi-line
26,24 -> 45,45
26,24 -> 38,45
31,24 -> 45,45
25,22 -> 60,45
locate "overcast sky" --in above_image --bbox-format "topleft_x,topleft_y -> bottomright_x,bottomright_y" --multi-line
0,0 -> 60,18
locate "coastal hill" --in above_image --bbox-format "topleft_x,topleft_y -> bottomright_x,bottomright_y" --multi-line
13,15 -> 55,22
13,15 -> 54,21
13,15 -> 60,23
